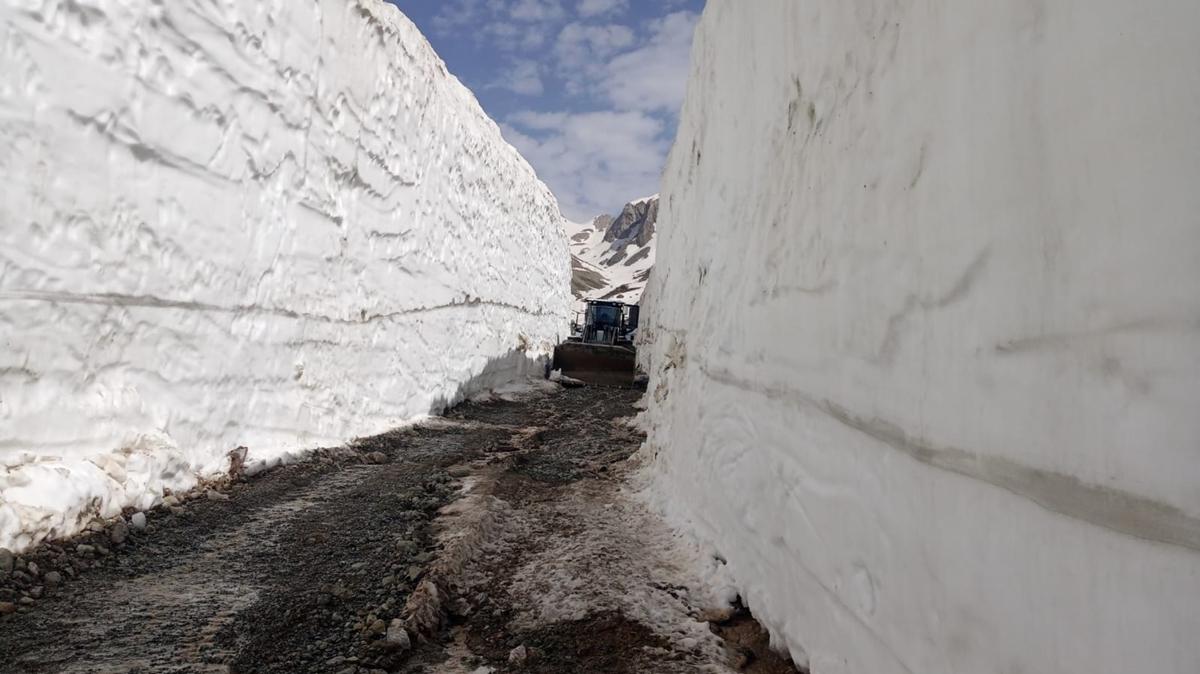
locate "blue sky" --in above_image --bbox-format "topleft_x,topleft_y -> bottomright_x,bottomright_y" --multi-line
385,0 -> 705,221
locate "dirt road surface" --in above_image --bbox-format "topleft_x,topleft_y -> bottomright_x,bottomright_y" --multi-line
0,384 -> 802,674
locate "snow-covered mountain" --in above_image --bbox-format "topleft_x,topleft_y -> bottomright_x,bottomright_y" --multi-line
565,195 -> 658,306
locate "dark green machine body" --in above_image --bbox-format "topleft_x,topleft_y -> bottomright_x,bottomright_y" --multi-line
554,300 -> 640,385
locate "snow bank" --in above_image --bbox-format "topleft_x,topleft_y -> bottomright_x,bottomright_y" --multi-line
639,1 -> 1200,672
0,0 -> 571,552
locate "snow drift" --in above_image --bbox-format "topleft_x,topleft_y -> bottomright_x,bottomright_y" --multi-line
639,1 -> 1200,673
0,0 -> 571,552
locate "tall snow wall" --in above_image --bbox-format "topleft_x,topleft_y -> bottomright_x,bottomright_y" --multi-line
639,2 -> 1200,673
0,0 -> 571,552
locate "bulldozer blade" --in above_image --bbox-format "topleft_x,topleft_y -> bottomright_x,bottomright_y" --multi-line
553,342 -> 637,386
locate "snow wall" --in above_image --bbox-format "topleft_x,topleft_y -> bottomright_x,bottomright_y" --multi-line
0,0 -> 572,552
639,2 -> 1200,673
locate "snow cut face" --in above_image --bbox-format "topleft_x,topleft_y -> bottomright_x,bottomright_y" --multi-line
0,0 -> 572,552
639,1 -> 1200,673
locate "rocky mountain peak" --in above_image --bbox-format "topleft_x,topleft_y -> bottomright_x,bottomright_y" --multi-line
602,195 -> 658,248
565,195 -> 660,305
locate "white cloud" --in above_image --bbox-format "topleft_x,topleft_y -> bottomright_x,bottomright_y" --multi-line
598,11 -> 698,113
509,0 -> 566,22
417,1 -> 702,219
504,110 -> 668,220
490,59 -> 545,95
554,22 -> 636,67
577,0 -> 628,18
432,0 -> 563,36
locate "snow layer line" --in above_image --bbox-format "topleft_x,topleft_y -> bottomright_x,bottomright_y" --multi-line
639,1 -> 1200,673
0,0 -> 572,552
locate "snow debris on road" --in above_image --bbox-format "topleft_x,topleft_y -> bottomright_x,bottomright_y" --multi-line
407,386 -> 797,674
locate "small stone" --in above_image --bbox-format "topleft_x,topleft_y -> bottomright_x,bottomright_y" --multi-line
365,618 -> 386,636
447,466 -> 472,478
43,571 -> 62,586
130,512 -> 147,530
385,620 -> 411,650
26,561 -> 39,577
28,586 -> 43,599
18,596 -> 34,606
162,495 -> 180,507
508,644 -> 529,667
110,520 -> 129,545
85,519 -> 106,533
366,452 -> 388,465
557,374 -> 586,388
75,544 -> 95,556
206,490 -> 230,502
0,602 -> 15,614
94,545 -> 110,557
0,549 -> 13,576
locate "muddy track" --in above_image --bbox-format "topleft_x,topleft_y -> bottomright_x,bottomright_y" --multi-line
0,407 -> 511,673
0,385 -> 801,674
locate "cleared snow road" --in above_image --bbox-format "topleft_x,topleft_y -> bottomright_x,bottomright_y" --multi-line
0,385 -> 799,674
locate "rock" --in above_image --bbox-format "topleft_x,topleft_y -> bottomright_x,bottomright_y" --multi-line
447,465 -> 472,478
94,545 -> 110,557
162,495 -> 180,507
75,544 -> 95,556
110,520 -> 129,545
85,519 -> 106,533
558,374 -> 587,388
18,596 -> 34,605
43,571 -> 62,586
26,561 -> 39,577
366,452 -> 388,465
365,618 -> 386,636
385,620 -> 411,650
0,549 -> 12,576
0,602 -> 16,615
130,512 -> 147,530
206,490 -> 230,502
508,644 -> 529,667
603,195 -> 658,248
28,586 -> 43,599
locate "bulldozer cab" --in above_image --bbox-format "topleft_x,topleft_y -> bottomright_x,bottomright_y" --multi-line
578,300 -> 638,345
